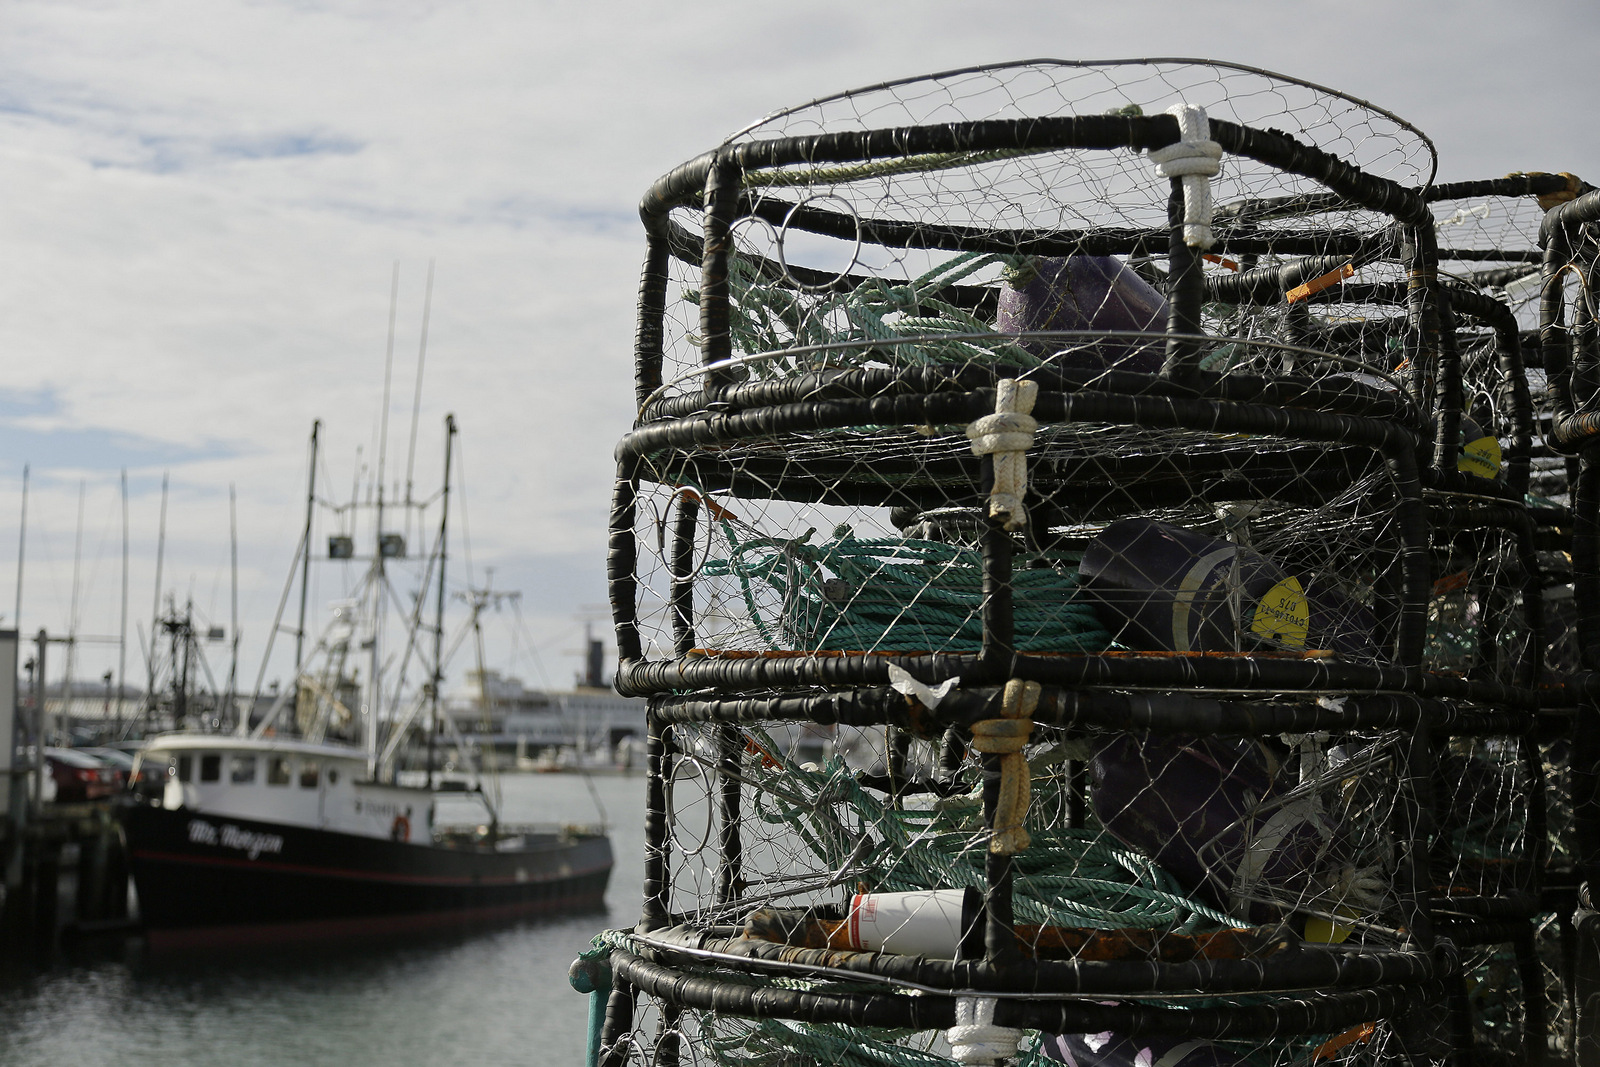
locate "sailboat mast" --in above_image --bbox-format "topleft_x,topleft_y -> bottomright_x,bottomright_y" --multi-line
64,480 -> 84,726
13,464 -> 26,629
117,469 -> 128,726
426,414 -> 455,790
229,484 -> 239,730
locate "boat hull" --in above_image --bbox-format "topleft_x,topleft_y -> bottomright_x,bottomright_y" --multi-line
122,803 -> 613,943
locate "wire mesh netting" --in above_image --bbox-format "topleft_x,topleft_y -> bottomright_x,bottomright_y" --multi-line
592,57 -> 1600,1067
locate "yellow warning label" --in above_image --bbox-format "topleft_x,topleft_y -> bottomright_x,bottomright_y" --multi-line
1250,576 -> 1310,648
1458,435 -> 1502,479
1305,906 -> 1360,944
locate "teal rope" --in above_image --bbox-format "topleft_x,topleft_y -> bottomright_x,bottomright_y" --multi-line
702,524 -> 1111,654
745,741 -> 1239,933
685,250 -> 1042,374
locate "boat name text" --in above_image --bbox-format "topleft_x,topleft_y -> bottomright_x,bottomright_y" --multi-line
187,819 -> 284,860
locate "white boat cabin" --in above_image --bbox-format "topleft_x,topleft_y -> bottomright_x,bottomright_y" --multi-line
135,734 -> 438,845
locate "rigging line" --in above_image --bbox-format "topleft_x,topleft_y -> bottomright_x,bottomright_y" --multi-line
508,598 -> 554,691
148,472 -> 168,705
379,520 -> 446,718
376,262 -> 400,496
403,257 -> 435,512
242,526 -> 306,735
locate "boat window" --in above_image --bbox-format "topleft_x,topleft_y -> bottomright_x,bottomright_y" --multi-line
177,755 -> 192,783
299,761 -> 319,789
327,767 -> 339,785
200,754 -> 221,782
267,757 -> 292,786
231,756 -> 257,784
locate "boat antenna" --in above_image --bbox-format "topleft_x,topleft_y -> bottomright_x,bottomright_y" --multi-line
376,262 -> 398,500
404,258 -> 434,514
368,264 -> 399,779
295,421 -> 320,675
426,412 -> 455,791
13,464 -> 27,628
117,468 -> 128,728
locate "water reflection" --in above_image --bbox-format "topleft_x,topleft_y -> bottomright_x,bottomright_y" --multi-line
0,774 -> 643,1067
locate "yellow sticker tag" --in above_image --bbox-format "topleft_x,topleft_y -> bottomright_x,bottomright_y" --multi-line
1458,435 -> 1502,479
1305,906 -> 1360,944
1251,576 -> 1310,648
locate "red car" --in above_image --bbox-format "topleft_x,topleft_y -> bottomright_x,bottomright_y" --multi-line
45,747 -> 121,802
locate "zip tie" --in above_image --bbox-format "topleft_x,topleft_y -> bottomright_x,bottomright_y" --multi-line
969,678 -> 1040,855
1285,263 -> 1355,304
1148,103 -> 1222,249
886,662 -> 960,710
966,378 -> 1038,531
947,996 -> 1023,1065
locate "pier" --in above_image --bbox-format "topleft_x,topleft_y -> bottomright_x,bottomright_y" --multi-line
1,629 -> 134,961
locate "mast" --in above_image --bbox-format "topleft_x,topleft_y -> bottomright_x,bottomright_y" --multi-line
63,480 -> 84,732
426,414 -> 455,790
295,421 -> 320,675
368,481 -> 384,778
368,267 -> 399,779
228,484 -> 239,730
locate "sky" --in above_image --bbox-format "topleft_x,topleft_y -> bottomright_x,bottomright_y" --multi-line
1,0 -> 1596,704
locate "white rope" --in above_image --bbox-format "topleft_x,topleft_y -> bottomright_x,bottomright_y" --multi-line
947,996 -> 1023,1065
966,378 -> 1038,532
1149,103 -> 1222,250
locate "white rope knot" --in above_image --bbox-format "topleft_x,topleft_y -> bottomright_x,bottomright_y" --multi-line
1149,103 -> 1221,249
966,378 -> 1038,531
947,997 -> 1023,1065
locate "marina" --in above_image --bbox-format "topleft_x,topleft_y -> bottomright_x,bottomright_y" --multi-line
0,772 -> 645,1066
2,8 -> 1600,1067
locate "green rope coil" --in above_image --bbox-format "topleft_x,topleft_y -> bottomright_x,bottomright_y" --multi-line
745,742 -> 1239,933
685,250 -> 1041,375
702,524 -> 1112,654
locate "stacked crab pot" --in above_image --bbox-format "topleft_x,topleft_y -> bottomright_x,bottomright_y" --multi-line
590,62 -> 1588,1067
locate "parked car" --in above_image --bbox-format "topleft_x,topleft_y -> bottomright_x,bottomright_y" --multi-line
80,747 -> 137,791
44,747 -> 121,802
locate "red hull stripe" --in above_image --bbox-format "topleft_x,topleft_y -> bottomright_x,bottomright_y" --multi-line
131,848 -> 613,887
146,897 -> 602,951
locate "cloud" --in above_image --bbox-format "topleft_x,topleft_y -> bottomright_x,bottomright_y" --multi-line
0,0 -> 1597,695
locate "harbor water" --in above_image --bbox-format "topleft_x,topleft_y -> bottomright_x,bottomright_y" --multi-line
0,772 -> 646,1067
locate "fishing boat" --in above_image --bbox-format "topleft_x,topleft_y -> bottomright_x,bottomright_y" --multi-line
122,405 -> 614,946
123,733 -> 612,947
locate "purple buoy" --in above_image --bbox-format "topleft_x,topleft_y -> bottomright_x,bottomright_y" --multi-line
1077,518 -> 1383,661
1089,733 -> 1347,921
996,255 -> 1168,371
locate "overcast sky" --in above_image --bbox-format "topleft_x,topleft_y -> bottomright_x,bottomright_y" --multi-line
2,0 -> 1596,702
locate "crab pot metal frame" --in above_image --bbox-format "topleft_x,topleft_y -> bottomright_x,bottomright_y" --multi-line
594,61 -> 1577,1067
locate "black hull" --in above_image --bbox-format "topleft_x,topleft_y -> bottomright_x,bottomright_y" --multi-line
123,804 -> 612,944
